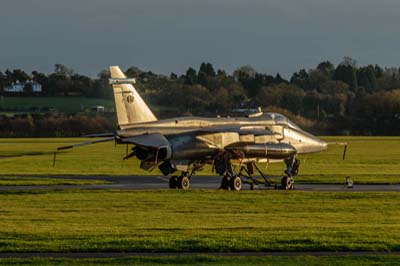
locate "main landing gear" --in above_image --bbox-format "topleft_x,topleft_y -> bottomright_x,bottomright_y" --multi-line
168,162 -> 203,190
220,175 -> 242,191
169,173 -> 190,190
214,154 -> 242,191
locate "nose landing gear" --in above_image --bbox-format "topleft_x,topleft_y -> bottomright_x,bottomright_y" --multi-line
281,175 -> 294,190
281,156 -> 300,190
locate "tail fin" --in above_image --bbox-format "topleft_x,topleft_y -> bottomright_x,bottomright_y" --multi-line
109,66 -> 157,128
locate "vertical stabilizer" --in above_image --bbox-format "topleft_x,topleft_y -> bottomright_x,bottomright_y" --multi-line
109,66 -> 157,128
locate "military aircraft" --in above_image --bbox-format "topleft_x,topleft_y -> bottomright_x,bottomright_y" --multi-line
57,66 -> 344,191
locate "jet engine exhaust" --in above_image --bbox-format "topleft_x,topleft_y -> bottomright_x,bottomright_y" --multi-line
134,146 -> 171,161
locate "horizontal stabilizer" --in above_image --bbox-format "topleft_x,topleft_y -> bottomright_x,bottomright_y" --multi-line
57,137 -> 115,150
82,133 -> 115,138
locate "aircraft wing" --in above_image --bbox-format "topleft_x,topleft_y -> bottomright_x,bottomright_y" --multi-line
122,133 -> 170,148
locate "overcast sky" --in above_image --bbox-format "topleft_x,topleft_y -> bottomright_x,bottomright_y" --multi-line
1,0 -> 399,77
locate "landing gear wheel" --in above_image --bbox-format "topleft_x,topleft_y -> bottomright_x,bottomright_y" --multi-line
220,176 -> 230,190
230,176 -> 242,191
169,176 -> 178,189
281,176 -> 294,190
177,176 -> 190,190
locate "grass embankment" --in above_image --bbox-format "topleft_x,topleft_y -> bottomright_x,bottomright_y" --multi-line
1,255 -> 400,266
0,137 -> 399,184
1,190 -> 399,253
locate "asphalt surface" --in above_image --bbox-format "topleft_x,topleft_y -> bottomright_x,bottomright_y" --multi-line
1,175 -> 400,191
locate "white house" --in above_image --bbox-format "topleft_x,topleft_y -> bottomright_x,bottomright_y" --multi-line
4,80 -> 42,93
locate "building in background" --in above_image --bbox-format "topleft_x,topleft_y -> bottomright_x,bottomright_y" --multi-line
4,80 -> 42,93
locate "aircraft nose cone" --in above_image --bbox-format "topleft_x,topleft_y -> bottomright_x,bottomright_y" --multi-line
304,136 -> 328,153
321,140 -> 328,150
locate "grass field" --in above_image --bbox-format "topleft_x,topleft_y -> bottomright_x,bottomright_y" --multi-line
0,137 -> 399,265
0,176 -> 108,186
0,96 -> 177,115
0,97 -> 114,114
0,137 -> 399,184
1,189 -> 400,253
1,255 -> 400,266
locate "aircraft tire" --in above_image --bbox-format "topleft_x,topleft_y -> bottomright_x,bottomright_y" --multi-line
169,176 -> 178,189
281,176 -> 294,190
178,176 -> 190,190
230,176 -> 242,191
220,176 -> 230,190
289,177 -> 294,190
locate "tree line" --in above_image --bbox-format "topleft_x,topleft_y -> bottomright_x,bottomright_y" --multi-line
131,58 -> 400,135
0,64 -> 111,98
1,57 -> 400,136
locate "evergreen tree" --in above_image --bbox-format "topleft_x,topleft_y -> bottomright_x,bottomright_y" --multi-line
317,61 -> 335,77
366,65 -> 377,91
290,69 -> 311,90
357,66 -> 377,92
199,62 -> 216,77
374,64 -> 383,78
216,69 -> 227,77
0,72 -> 5,92
197,71 -> 208,86
274,73 -> 286,83
11,69 -> 30,82
184,67 -> 197,85
333,64 -> 358,91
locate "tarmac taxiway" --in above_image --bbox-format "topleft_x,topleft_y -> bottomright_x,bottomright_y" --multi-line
0,175 -> 399,191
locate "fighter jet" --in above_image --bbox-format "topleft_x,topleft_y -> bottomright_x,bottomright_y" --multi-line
58,66 -> 341,191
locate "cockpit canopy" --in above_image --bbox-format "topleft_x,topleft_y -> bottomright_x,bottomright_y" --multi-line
266,112 -> 301,130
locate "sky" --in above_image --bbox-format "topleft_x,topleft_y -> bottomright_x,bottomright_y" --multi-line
1,0 -> 400,78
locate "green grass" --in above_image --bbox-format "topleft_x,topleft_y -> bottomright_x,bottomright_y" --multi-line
1,189 -> 400,253
1,255 -> 400,266
295,136 -> 400,184
0,96 -> 177,115
0,96 -> 115,114
0,176 -> 108,186
0,137 -> 399,184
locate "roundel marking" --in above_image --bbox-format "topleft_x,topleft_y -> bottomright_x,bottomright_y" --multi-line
126,94 -> 134,103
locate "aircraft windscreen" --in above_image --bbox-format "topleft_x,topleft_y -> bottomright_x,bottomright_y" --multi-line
287,119 -> 301,130
269,113 -> 286,124
268,112 -> 301,130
